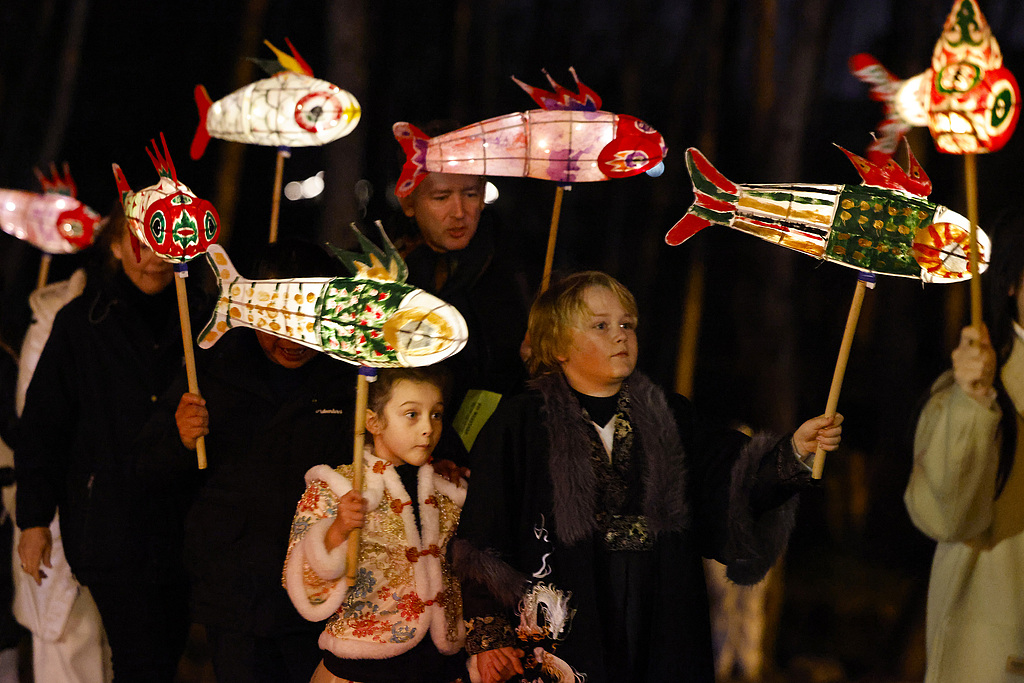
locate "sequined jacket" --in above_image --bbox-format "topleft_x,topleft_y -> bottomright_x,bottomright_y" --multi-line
284,453 -> 467,660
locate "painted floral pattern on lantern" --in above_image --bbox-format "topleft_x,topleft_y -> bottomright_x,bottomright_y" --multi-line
318,280 -> 405,361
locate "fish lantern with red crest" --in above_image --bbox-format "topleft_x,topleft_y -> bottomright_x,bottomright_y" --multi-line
112,134 -> 220,263
851,0 -> 1020,160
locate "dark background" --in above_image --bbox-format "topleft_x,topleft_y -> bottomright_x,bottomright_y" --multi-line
3,1 -> 1024,680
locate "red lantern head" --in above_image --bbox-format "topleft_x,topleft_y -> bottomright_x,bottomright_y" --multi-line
597,115 -> 668,178
927,0 -> 1021,154
56,203 -> 102,250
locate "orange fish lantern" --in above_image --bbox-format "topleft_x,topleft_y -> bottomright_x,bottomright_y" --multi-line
851,0 -> 1020,159
393,68 -> 667,197
113,134 -> 220,263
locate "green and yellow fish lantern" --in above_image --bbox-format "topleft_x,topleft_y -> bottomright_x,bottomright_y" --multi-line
666,143 -> 989,283
199,225 -> 468,367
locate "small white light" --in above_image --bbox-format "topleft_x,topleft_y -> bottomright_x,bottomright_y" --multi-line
4,201 -> 15,211
55,199 -> 66,209
284,181 -> 303,201
484,181 -> 499,204
301,172 -> 325,199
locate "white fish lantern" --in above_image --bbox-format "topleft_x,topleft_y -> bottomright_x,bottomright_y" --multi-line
0,165 -> 102,254
191,38 -> 361,159
199,226 -> 468,368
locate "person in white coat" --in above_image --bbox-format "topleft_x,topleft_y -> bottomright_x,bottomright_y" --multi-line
907,215 -> 1024,682
5,267 -> 112,683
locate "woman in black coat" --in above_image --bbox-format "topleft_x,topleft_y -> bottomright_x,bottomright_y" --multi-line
15,207 -> 192,682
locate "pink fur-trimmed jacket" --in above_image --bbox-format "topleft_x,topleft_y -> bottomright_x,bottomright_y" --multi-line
283,452 -> 467,660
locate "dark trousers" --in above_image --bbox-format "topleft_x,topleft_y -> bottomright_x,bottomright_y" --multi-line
87,580 -> 190,683
205,624 -> 323,683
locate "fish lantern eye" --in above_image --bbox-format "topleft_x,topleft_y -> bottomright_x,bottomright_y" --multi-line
978,70 -> 1021,153
295,91 -> 344,133
204,210 -> 219,242
150,211 -> 166,244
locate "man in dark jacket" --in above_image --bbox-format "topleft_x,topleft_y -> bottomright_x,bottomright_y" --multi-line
144,240 -> 356,683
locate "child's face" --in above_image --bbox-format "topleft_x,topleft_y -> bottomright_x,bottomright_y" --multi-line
367,380 -> 444,467
557,286 -> 637,397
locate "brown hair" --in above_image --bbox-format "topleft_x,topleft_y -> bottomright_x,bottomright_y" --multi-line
526,271 -> 638,377
367,366 -> 450,427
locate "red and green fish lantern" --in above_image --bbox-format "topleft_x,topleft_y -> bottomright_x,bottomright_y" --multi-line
851,0 -> 1019,159
667,143 -> 988,283
199,225 -> 468,368
113,134 -> 220,263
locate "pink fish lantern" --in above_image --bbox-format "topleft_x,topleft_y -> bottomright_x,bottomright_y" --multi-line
851,0 -> 1020,159
393,67 -> 667,197
112,134 -> 220,263
191,39 -> 361,159
0,165 -> 102,254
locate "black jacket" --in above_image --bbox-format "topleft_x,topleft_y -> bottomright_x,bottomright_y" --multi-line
15,272 -> 188,585
138,329 -> 356,635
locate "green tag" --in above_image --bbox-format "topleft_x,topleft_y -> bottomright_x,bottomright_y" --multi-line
453,390 -> 502,451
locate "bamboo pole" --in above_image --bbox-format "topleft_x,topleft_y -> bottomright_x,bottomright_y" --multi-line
540,185 -> 566,293
964,153 -> 982,330
812,272 -> 875,479
174,268 -> 207,469
36,254 -> 51,291
346,367 -> 375,586
268,147 -> 291,243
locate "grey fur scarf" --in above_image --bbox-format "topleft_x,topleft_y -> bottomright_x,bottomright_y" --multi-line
536,371 -> 690,545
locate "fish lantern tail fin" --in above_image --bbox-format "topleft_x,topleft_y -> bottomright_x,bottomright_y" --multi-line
666,148 -> 739,246
848,53 -> 910,163
191,85 -> 214,160
198,244 -> 241,348
392,122 -> 431,198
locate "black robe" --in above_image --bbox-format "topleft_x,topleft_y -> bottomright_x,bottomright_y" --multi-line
454,372 -> 809,683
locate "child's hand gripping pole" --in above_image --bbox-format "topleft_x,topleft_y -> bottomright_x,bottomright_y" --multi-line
812,271 -> 874,479
346,366 -> 377,586
174,263 -> 207,469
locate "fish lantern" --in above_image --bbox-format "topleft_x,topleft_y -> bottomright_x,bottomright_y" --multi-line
851,0 -> 1020,159
393,67 -> 667,196
191,38 -> 361,159
0,164 -> 102,254
666,142 -> 988,283
113,134 -> 220,263
199,224 -> 468,368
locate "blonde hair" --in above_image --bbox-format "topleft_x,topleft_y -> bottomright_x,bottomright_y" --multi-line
526,271 -> 638,377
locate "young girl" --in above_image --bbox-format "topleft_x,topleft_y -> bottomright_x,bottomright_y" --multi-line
284,367 -> 468,683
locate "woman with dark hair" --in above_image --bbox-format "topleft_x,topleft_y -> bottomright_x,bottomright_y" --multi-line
14,204 -> 192,682
906,213 -> 1024,682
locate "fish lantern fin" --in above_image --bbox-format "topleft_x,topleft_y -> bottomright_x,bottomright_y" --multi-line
328,222 -> 409,284
198,244 -> 241,348
35,162 -> 77,197
897,139 -> 932,196
848,53 -> 912,163
512,67 -> 601,111
128,232 -> 142,263
262,39 -> 312,76
393,122 -> 431,198
190,85 -> 214,160
836,144 -> 892,189
111,163 -> 133,206
665,148 -> 739,246
146,133 -> 178,183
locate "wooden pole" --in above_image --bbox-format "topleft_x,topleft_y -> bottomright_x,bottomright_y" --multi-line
540,185 -> 566,293
346,367 -> 374,586
964,153 -> 982,330
174,267 -> 207,469
36,254 -> 51,291
268,147 -> 291,244
812,272 -> 874,479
